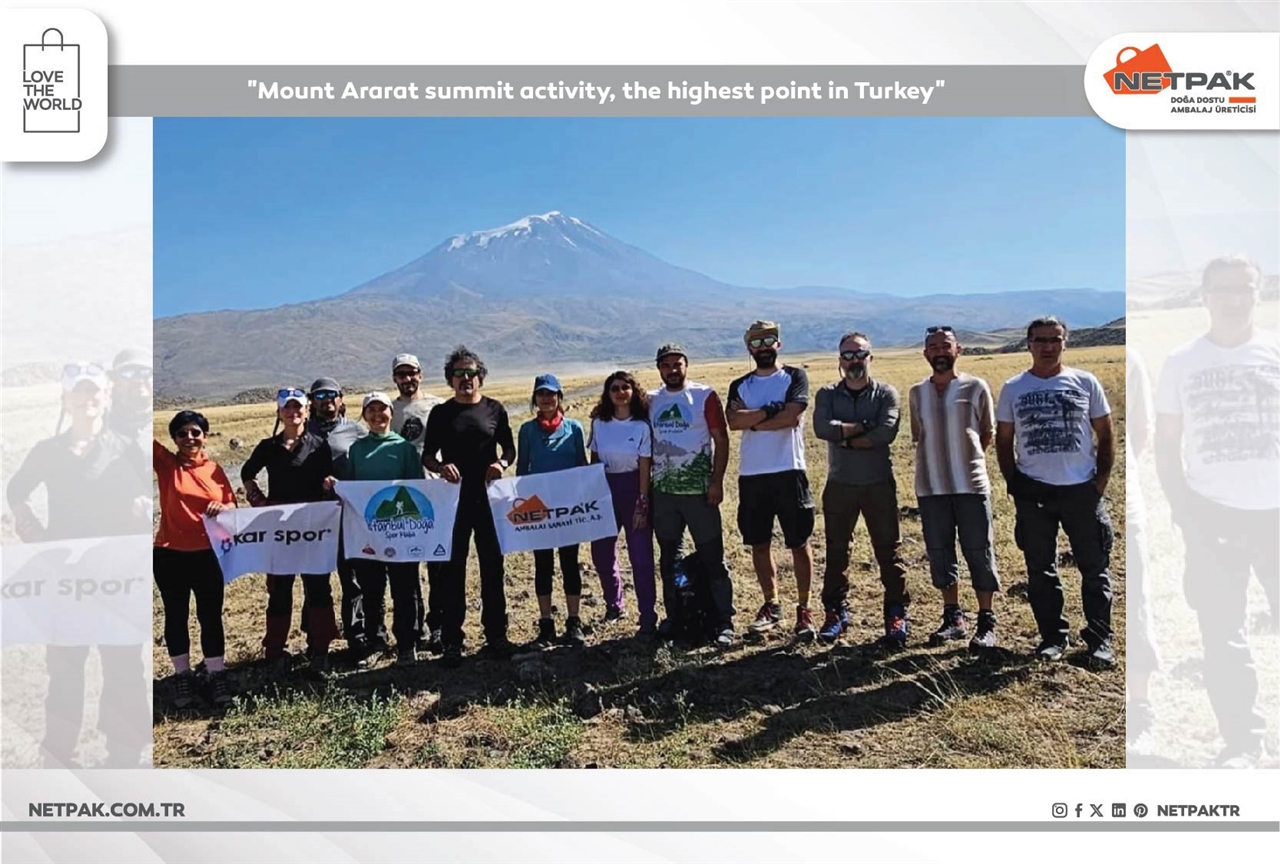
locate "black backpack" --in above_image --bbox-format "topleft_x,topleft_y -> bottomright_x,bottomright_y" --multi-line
671,551 -> 722,644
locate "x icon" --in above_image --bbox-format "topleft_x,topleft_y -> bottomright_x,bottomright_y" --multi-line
1090,804 -> 1104,817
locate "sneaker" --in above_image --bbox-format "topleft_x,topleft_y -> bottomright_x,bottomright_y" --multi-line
207,673 -> 233,707
416,637 -> 431,654
635,622 -> 659,641
1087,640 -> 1116,669
715,627 -> 735,648
604,606 -> 625,624
442,644 -> 463,668
657,619 -> 678,640
877,606 -> 909,650
172,672 -> 197,709
1035,639 -> 1069,662
561,616 -> 586,646
969,611 -> 997,651
928,605 -> 967,646
793,606 -> 817,642
748,602 -> 783,634
425,629 -> 444,655
397,647 -> 418,666
818,607 -> 849,643
534,618 -> 557,649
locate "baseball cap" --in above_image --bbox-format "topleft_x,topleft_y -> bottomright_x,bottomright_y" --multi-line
309,376 -> 342,395
362,391 -> 393,411
111,347 -> 151,371
277,388 -> 308,408
533,373 -> 563,394
655,343 -> 687,363
61,361 -> 109,392
392,353 -> 421,373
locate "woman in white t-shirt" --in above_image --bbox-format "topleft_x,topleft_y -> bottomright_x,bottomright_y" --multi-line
588,371 -> 657,635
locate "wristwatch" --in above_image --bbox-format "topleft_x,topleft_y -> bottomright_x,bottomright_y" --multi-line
498,458 -> 510,470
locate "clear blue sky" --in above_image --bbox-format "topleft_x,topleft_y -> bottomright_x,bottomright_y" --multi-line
153,117 -> 1124,317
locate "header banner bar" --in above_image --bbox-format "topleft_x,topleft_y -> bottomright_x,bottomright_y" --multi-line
108,65 -> 1091,117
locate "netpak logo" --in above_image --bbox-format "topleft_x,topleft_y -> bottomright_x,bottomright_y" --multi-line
507,495 -> 603,530
1105,44 -> 1258,113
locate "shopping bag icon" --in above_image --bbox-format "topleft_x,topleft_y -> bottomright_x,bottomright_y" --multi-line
1104,44 -> 1172,95
22,28 -> 82,133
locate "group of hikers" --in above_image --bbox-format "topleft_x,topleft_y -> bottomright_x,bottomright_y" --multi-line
150,313 -> 1123,703
7,254 -> 1274,770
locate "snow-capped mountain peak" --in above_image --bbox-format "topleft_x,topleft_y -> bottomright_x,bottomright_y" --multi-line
446,211 -> 601,251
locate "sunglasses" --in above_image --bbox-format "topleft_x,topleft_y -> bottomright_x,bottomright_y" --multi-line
174,428 -> 205,440
393,369 -> 421,379
840,349 -> 871,361
113,367 -> 152,381
748,336 -> 779,349
451,368 -> 481,379
310,390 -> 340,401
926,325 -> 954,334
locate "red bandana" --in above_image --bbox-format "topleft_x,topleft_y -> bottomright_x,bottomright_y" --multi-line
538,411 -> 564,433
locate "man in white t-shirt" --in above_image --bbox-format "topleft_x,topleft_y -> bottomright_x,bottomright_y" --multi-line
995,315 -> 1115,667
389,353 -> 444,655
1125,348 -> 1161,755
726,320 -> 816,640
1155,255 -> 1278,768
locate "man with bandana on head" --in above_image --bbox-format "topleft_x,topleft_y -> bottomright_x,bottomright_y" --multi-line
812,332 -> 908,649
305,377 -> 371,656
726,320 -> 816,641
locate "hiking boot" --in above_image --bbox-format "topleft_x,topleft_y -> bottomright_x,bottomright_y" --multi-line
793,606 -> 817,642
397,646 -> 418,666
1035,639 -> 1069,662
207,673 -> 233,708
657,619 -> 678,641
425,628 -> 444,655
635,621 -> 659,641
534,618 -> 557,649
877,606 -> 909,651
308,650 -> 332,677
442,644 -> 463,668
748,601 -> 783,634
561,616 -> 586,646
928,605 -> 967,646
715,627 -> 735,648
818,607 -> 849,643
1087,640 -> 1116,669
480,636 -> 514,658
172,672 -> 197,709
969,611 -> 997,652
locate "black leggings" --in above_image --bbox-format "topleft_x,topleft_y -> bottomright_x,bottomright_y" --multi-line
153,547 -> 226,658
534,545 -> 582,598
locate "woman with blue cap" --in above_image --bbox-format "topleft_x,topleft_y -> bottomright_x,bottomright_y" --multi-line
516,373 -> 589,647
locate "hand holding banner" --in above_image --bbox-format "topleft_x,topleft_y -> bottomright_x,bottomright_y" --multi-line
334,479 -> 460,561
202,501 -> 342,582
487,464 -> 617,554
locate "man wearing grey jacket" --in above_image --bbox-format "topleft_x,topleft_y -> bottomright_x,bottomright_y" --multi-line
813,332 -> 909,648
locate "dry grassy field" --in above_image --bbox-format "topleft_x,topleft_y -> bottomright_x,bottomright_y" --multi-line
146,344 -> 1133,769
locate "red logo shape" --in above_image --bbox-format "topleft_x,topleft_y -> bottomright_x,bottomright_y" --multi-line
1106,44 -> 1172,94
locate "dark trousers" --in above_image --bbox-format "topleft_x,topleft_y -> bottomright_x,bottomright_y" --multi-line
424,562 -> 445,636
153,547 -> 225,659
653,491 -> 735,629
1126,515 -> 1160,679
351,560 -> 420,649
1181,496 -> 1275,751
440,492 -> 507,647
534,545 -> 583,599
264,573 -> 337,658
1012,480 -> 1113,648
42,644 -> 147,766
820,479 -> 909,612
